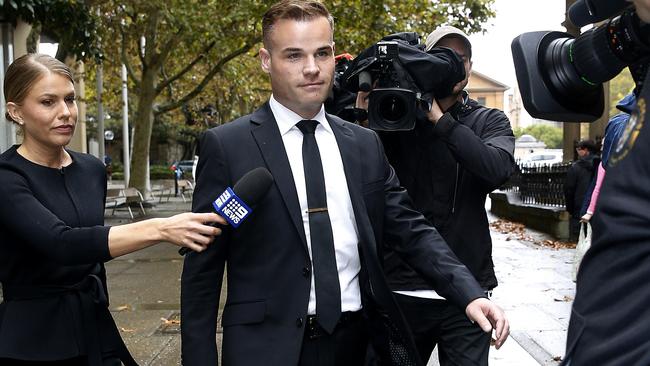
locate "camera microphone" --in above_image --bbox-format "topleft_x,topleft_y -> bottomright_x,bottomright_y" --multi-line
178,167 -> 274,255
358,71 -> 372,92
568,0 -> 630,27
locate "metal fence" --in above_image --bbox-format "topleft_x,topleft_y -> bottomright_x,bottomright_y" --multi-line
502,160 -> 571,207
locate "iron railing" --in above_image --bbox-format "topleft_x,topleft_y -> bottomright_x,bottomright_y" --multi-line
502,160 -> 571,207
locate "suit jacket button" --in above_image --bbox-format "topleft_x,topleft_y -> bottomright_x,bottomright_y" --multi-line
302,267 -> 311,277
296,317 -> 304,327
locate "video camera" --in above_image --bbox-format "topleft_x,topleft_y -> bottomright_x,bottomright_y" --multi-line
340,32 -> 466,131
512,0 -> 649,122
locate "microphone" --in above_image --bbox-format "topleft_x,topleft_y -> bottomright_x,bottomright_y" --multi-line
568,0 -> 630,27
178,167 -> 274,255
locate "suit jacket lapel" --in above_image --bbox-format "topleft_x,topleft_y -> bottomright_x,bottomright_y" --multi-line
251,103 -> 308,250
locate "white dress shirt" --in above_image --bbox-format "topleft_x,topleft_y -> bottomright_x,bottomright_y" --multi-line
269,95 -> 362,314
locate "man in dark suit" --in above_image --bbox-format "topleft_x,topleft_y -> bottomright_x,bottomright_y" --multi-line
180,1 -> 509,365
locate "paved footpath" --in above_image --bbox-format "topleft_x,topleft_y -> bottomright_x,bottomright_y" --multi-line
104,197 -> 576,365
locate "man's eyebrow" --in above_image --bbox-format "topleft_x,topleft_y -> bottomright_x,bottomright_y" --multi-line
281,47 -> 304,53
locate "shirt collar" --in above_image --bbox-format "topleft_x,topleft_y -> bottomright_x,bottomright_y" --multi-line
269,95 -> 331,136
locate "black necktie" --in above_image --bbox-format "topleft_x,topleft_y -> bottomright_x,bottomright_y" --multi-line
296,119 -> 341,334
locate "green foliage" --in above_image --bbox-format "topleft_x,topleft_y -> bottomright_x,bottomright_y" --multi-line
0,0 -> 100,61
328,0 -> 495,55
609,69 -> 635,117
514,124 -> 563,149
84,0 -> 495,191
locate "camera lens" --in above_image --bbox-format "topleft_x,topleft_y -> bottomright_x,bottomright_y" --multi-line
368,88 -> 417,131
377,93 -> 407,122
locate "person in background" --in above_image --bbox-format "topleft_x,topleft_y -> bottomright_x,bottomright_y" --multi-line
357,25 -> 515,366
563,139 -> 598,241
0,53 -> 224,365
580,92 -> 636,223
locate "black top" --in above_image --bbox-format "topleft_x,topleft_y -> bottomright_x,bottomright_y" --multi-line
563,72 -> 650,365
0,145 -> 115,360
381,98 -> 515,291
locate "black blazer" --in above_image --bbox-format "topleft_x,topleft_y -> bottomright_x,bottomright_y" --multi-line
180,103 -> 484,366
0,146 -> 133,365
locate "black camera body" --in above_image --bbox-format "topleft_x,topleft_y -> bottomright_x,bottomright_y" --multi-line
363,40 -> 419,131
512,2 -> 649,122
341,32 -> 465,131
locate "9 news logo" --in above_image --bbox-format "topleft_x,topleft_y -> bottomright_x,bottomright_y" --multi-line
212,188 -> 251,228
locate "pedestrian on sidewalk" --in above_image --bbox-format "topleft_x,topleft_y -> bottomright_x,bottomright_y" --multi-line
564,139 -> 599,241
0,54 -> 225,366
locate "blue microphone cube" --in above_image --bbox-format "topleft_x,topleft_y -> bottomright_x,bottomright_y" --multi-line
212,187 -> 252,228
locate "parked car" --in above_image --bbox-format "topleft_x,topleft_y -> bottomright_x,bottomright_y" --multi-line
170,156 -> 198,179
521,151 -> 563,166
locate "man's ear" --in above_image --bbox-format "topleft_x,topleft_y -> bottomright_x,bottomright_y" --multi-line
260,48 -> 271,74
6,102 -> 23,124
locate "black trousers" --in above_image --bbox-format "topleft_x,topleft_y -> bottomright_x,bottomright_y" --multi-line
298,311 -> 368,366
395,294 -> 491,366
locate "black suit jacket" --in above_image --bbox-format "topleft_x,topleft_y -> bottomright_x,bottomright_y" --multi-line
562,73 -> 650,365
180,103 -> 484,366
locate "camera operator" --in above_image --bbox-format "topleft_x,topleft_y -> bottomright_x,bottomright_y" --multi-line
357,26 -> 515,365
561,0 -> 650,364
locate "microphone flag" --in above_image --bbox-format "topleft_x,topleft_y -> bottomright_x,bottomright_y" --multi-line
212,187 -> 252,228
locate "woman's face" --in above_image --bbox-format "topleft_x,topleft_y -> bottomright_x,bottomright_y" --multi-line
8,72 -> 77,150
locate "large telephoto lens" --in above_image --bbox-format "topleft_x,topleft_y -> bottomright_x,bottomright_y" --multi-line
572,9 -> 649,85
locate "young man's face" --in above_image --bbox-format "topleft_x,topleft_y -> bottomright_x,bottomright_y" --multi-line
260,16 -> 335,119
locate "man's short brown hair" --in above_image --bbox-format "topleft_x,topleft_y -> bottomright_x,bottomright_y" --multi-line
262,0 -> 334,49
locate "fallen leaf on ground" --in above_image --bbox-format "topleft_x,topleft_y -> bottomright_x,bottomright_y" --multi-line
161,317 -> 181,325
553,295 -> 573,302
490,219 -> 576,249
112,304 -> 131,312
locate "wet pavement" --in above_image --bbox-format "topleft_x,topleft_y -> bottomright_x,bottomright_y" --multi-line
104,196 -> 575,365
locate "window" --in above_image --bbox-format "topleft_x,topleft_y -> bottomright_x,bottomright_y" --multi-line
477,97 -> 486,106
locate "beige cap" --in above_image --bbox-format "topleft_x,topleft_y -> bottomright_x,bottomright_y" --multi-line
425,25 -> 472,58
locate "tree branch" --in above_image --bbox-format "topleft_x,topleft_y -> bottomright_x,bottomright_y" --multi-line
155,25 -> 185,69
155,40 -> 216,94
155,36 -> 261,115
160,64 -> 174,99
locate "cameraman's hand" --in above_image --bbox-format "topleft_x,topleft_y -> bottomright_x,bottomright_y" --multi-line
355,91 -> 370,127
427,98 -> 444,125
356,91 -> 370,111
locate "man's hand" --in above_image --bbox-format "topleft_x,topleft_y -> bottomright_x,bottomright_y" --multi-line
465,298 -> 510,349
426,98 -> 444,125
355,90 -> 370,110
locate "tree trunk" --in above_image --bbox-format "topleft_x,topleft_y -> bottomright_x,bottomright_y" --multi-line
129,67 -> 158,193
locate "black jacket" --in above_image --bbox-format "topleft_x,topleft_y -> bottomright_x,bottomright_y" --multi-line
0,146 -> 134,365
564,153 -> 598,217
381,97 -> 515,291
562,73 -> 650,365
